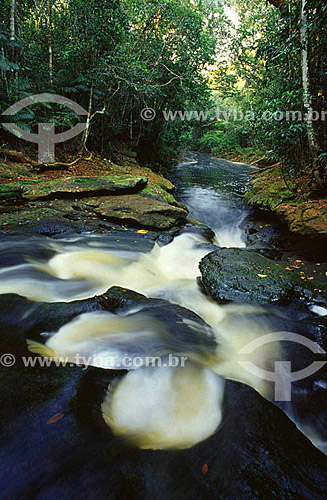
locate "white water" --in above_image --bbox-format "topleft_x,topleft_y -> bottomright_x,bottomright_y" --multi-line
0,230 -> 284,448
0,155 -> 324,451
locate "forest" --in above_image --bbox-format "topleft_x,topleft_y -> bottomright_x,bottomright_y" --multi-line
1,0 -> 326,187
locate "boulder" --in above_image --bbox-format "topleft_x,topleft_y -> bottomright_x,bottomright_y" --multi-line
93,194 -> 188,229
20,175 -> 148,200
199,247 -> 327,304
245,167 -> 327,240
276,200 -> 327,238
0,368 -> 326,499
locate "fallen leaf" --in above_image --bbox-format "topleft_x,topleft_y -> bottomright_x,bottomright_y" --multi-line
136,229 -> 148,234
257,274 -> 267,278
46,413 -> 65,425
202,464 -> 209,475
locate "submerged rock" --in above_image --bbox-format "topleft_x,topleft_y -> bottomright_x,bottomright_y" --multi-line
0,286 -> 217,361
199,247 -> 327,304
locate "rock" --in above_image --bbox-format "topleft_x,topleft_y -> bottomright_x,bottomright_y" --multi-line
199,247 -> 327,304
245,166 -> 295,211
20,175 -> 148,200
101,286 -> 218,356
245,167 -> 327,240
276,200 -> 327,238
1,287 -> 327,498
92,194 -> 188,229
0,286 -> 217,358
0,365 -> 326,499
179,217 -> 216,242
0,183 -> 22,201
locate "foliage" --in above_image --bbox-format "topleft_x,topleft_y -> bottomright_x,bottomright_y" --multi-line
205,0 -> 327,189
0,0 -> 223,167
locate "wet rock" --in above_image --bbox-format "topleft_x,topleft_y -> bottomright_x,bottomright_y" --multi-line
92,194 -> 188,229
179,217 -> 216,243
0,286 -> 217,358
199,248 -> 327,305
0,365 -> 326,500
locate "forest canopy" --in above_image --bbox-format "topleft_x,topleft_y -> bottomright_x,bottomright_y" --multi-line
0,0 -> 326,190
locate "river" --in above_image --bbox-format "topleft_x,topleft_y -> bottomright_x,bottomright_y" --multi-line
0,152 -> 326,498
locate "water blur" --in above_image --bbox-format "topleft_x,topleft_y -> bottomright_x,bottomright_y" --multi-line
0,153 -> 325,451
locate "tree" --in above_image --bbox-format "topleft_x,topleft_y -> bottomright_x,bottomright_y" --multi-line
46,0 -> 53,86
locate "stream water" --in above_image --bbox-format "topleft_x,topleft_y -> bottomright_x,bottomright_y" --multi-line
0,153 -> 326,455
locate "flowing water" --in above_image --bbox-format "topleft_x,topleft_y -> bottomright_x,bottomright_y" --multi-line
0,153 -> 326,451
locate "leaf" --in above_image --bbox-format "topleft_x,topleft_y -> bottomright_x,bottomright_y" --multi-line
136,229 -> 148,234
46,412 -> 65,424
202,464 -> 209,474
257,274 -> 267,278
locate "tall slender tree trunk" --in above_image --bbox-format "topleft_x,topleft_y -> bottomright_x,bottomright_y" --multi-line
46,0 -> 53,86
9,0 -> 15,41
300,0 -> 317,161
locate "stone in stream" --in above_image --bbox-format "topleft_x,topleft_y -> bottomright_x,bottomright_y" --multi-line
199,247 -> 327,305
0,286 -> 217,363
92,194 -> 188,229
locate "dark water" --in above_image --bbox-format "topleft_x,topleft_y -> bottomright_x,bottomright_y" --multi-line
169,152 -> 254,247
0,152 -> 327,498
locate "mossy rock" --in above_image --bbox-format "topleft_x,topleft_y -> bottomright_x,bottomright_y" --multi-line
199,248 -> 327,304
93,194 -> 188,229
19,175 -> 148,200
245,167 -> 295,211
0,183 -> 23,200
276,201 -> 327,238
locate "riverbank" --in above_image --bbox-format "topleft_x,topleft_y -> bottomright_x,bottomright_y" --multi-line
245,165 -> 327,241
0,152 -> 188,236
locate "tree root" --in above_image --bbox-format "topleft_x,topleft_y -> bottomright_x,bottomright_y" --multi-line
37,153 -> 93,169
0,148 -> 93,169
250,161 -> 283,175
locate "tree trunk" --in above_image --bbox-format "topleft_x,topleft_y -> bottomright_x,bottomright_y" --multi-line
9,0 -> 15,41
46,0 -> 53,86
300,0 -> 317,160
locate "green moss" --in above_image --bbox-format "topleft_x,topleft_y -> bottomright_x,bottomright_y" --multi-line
245,167 -> 295,211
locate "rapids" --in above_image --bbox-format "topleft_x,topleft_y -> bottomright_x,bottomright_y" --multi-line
0,153 -> 325,452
